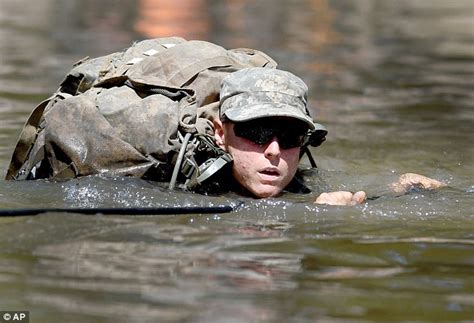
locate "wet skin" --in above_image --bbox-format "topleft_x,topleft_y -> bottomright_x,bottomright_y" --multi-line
214,118 -> 300,198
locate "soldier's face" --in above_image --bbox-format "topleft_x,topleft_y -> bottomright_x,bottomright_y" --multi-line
214,118 -> 302,198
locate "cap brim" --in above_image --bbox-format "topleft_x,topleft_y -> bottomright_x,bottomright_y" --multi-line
224,103 -> 317,130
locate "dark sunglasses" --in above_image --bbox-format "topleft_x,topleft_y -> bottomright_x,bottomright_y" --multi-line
233,119 -> 309,149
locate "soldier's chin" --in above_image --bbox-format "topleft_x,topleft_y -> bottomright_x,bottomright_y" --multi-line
249,184 -> 282,198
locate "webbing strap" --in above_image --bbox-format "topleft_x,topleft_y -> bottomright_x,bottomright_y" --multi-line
169,133 -> 192,190
6,91 -> 78,180
169,55 -> 236,87
6,97 -> 51,179
302,146 -> 317,168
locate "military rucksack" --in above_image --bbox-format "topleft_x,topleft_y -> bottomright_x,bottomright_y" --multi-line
5,37 -> 279,189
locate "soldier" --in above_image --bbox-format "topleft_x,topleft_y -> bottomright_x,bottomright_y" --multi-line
5,38 -> 445,205
210,68 -> 445,205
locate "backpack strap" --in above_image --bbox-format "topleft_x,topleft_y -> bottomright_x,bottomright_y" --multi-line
6,95 -> 56,179
169,55 -> 236,87
169,132 -> 192,190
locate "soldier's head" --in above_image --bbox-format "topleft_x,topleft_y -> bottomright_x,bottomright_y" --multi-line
214,67 -> 324,198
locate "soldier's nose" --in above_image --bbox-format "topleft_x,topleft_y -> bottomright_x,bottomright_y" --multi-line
264,137 -> 281,159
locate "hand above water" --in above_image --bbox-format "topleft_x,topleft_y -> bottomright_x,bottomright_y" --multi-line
314,173 -> 446,206
314,191 -> 367,206
390,173 -> 446,195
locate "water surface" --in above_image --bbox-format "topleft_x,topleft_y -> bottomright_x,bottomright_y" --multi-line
0,0 -> 473,321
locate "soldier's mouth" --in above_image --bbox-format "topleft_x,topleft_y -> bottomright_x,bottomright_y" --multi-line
259,168 -> 281,179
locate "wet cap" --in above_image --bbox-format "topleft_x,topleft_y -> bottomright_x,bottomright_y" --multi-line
220,67 -> 324,131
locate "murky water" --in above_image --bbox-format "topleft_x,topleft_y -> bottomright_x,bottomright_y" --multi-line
0,0 -> 473,321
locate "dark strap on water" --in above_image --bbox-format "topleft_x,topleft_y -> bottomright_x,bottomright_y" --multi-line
0,205 -> 235,217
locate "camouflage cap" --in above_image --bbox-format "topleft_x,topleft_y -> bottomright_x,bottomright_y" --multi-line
220,67 -> 323,131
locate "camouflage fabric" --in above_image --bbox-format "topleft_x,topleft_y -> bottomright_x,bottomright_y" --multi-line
220,67 -> 326,133
6,37 -> 277,184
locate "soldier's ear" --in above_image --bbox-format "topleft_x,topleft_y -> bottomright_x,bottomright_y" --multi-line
213,119 -> 226,148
